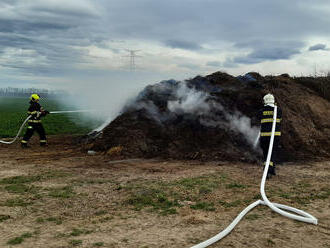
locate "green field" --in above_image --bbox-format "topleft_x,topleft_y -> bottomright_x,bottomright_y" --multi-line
0,97 -> 104,138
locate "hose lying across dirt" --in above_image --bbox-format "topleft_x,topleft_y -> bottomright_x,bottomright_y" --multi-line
190,106 -> 318,248
1,108 -> 318,247
0,110 -> 92,145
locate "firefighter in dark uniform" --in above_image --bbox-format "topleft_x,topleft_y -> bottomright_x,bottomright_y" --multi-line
259,93 -> 282,178
21,94 -> 49,148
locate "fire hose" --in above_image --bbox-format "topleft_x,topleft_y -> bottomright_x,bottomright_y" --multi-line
190,106 -> 318,248
0,110 -> 91,145
1,107 -> 318,246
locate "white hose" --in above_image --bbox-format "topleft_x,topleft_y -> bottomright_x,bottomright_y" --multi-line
49,110 -> 92,114
191,106 -> 317,248
0,110 -> 92,144
0,115 -> 32,144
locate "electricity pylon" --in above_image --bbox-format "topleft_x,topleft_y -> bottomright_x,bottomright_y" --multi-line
125,49 -> 141,71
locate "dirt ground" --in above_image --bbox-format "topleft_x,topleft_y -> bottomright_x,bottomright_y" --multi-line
0,136 -> 329,248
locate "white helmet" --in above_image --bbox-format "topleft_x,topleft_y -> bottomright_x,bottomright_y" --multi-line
263,93 -> 275,105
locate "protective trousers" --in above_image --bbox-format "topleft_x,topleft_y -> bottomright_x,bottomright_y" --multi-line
21,123 -> 47,146
260,136 -> 279,176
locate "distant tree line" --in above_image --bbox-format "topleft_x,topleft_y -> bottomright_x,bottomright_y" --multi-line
0,87 -> 69,98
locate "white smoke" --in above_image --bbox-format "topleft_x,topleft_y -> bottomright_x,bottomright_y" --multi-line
50,72 -> 177,132
138,80 -> 260,148
168,82 -> 210,115
132,100 -> 169,124
66,74 -> 260,149
225,111 -> 260,147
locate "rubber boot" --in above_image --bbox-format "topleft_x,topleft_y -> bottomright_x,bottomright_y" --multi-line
21,142 -> 29,148
269,166 -> 276,176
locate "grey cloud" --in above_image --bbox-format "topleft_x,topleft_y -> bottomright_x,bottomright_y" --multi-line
206,61 -> 222,67
309,43 -> 328,51
234,47 -> 301,64
232,40 -> 304,64
164,40 -> 202,51
1,0 -> 330,80
0,0 -> 102,74
0,34 -> 36,48
178,63 -> 201,70
222,60 -> 238,68
99,0 -> 330,43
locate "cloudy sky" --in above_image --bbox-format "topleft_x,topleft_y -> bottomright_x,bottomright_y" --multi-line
1,0 -> 330,90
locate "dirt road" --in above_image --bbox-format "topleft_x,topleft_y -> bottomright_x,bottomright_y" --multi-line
0,136 -> 329,247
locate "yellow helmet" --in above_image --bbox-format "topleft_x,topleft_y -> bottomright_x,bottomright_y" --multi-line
30,94 -> 40,102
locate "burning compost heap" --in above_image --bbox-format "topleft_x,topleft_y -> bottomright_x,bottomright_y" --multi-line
87,71 -> 330,162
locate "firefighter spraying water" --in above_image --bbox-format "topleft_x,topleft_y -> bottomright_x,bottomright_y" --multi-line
0,94 -> 94,145
21,94 -> 49,148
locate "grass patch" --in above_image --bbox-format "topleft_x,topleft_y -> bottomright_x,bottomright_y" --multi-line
226,182 -> 246,189
292,196 -> 310,205
4,184 -> 39,194
48,186 -> 75,198
46,217 -> 63,225
199,186 -> 213,195
127,189 -> 180,214
160,208 -> 177,215
246,213 -> 260,220
266,238 -> 275,246
218,199 -> 242,208
70,228 -> 93,237
279,192 -> 291,199
295,181 -> 312,189
0,214 -> 11,222
0,175 -> 42,185
0,171 -> 70,188
312,188 -> 330,200
69,239 -> 83,246
190,202 -> 216,211
253,193 -> 261,200
7,232 -> 32,245
70,228 -> 85,237
124,173 -> 228,215
36,217 -> 45,223
93,242 -> 104,247
3,197 -> 32,207
36,216 -> 62,225
175,174 -> 222,190
54,228 -> 92,240
42,170 -> 72,179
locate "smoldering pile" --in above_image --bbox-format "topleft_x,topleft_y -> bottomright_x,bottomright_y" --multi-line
87,71 -> 330,162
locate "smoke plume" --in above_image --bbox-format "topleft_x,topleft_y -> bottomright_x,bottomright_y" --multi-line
128,80 -> 260,148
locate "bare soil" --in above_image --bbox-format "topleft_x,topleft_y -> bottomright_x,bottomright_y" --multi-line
0,136 -> 329,248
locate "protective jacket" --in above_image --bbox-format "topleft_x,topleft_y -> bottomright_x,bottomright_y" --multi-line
21,101 -> 48,146
27,101 -> 47,123
259,104 -> 282,176
259,105 -> 282,137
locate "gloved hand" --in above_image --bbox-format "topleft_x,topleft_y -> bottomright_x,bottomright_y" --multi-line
41,110 -> 49,116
